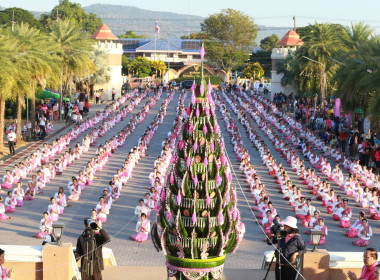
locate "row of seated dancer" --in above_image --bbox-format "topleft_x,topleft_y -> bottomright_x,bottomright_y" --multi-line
215,89 -> 374,247
33,90 -> 166,239
1,94 -> 147,224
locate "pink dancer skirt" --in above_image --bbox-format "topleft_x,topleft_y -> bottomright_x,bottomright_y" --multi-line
333,214 -> 340,221
296,214 -> 306,220
16,200 -> 23,207
68,193 -> 80,201
24,195 -> 34,200
34,231 -> 48,239
131,232 -> 148,242
353,238 -> 369,247
346,228 -> 359,238
5,206 -> 15,213
1,183 -> 13,189
48,215 -> 59,222
86,180 -> 93,185
339,220 -> 351,228
97,215 -> 107,224
370,213 -> 380,220
0,213 -> 9,220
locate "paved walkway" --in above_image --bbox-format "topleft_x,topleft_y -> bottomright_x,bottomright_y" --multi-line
0,90 -> 376,278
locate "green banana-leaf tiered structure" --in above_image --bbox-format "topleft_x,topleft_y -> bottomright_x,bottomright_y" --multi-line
151,46 -> 245,280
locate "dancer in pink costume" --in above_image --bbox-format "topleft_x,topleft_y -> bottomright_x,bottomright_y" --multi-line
131,213 -> 150,242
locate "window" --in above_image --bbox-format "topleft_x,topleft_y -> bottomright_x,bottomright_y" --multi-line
144,53 -> 151,57
193,55 -> 201,59
179,54 -> 188,59
168,53 -> 174,58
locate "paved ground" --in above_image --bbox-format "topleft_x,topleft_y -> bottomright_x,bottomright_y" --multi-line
0,89 -> 378,278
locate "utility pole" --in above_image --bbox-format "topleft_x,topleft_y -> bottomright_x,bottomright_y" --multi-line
56,8 -> 59,22
293,16 -> 296,31
167,32 -> 170,71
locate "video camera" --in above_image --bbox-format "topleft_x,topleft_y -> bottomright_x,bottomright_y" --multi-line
84,217 -> 99,231
270,219 -> 289,240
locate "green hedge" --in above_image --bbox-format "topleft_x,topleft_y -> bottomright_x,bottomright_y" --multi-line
173,76 -> 223,85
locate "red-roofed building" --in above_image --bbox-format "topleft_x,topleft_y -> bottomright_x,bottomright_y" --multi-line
91,23 -> 118,41
277,29 -> 304,47
270,29 -> 304,97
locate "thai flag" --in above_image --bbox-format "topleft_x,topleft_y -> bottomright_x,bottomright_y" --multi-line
155,21 -> 160,34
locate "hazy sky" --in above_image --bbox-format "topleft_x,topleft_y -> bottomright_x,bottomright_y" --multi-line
2,0 -> 380,31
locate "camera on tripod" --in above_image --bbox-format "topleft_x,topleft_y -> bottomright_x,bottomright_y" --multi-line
84,217 -> 99,231
270,219 -> 289,240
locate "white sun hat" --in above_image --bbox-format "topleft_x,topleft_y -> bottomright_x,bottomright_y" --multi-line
282,216 -> 298,229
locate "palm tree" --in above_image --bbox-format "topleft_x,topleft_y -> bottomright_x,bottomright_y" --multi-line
0,31 -> 20,154
50,20 -> 96,101
10,23 -> 61,130
302,23 -> 347,107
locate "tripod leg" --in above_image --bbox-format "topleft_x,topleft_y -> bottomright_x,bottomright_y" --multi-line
263,254 -> 275,280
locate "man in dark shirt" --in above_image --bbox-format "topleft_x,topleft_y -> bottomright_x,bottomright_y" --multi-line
269,216 -> 306,280
76,221 -> 110,280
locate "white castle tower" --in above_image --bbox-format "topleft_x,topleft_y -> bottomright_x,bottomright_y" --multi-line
91,24 -> 123,100
271,29 -> 304,98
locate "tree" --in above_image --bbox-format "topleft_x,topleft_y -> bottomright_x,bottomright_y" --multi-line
242,62 -> 264,79
122,55 -> 132,76
40,0 -> 102,33
151,60 -> 167,77
250,50 -> 272,77
201,9 -> 258,73
50,20 -> 96,99
0,31 -> 20,154
10,23 -> 61,130
260,34 -> 279,51
118,31 -> 147,38
130,57 -> 152,77
89,47 -> 111,92
0,8 -> 43,29
180,32 -> 209,40
152,65 -> 244,279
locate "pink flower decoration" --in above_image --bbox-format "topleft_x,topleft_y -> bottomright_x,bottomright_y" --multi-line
191,92 -> 196,105
161,190 -> 166,201
220,141 -> 225,149
233,209 -> 238,220
170,174 -> 174,184
200,83 -> 204,96
207,81 -> 212,94
228,172 -> 232,182
207,93 -> 212,104
203,125 -> 207,134
204,156 -> 208,166
196,108 -> 200,117
187,156 -> 191,167
211,105 -> 215,114
210,141 -> 215,152
177,193 -> 182,205
206,196 -> 211,206
193,141 -> 198,151
171,155 -> 176,164
178,140 -> 184,150
225,191 -> 230,205
189,124 -> 194,133
193,176 -> 198,186
191,80 -> 197,92
200,45 -> 205,59
220,154 -> 227,165
216,175 -> 222,186
192,211 -> 197,225
215,124 -> 220,134
187,106 -> 191,116
205,107 -> 210,117
166,210 -> 172,221
218,212 -> 224,225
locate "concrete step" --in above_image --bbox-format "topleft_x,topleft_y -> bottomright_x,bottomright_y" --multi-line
103,266 -> 275,280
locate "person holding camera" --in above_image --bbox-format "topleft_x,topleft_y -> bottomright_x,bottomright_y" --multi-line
269,216 -> 306,280
76,219 -> 110,280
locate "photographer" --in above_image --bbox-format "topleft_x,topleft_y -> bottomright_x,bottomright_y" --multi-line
76,219 -> 110,280
268,216 -> 306,280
